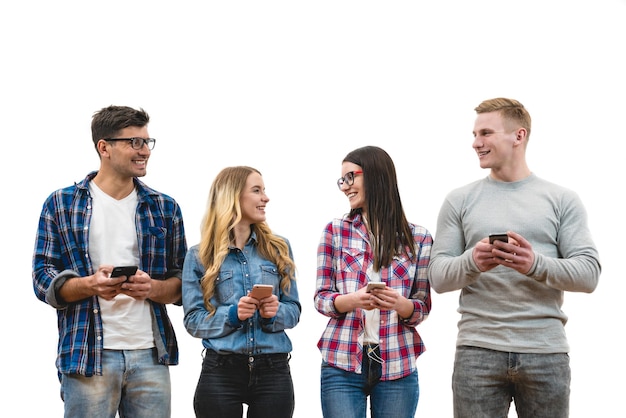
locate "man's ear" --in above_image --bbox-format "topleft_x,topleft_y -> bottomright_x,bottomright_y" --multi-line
97,139 -> 109,157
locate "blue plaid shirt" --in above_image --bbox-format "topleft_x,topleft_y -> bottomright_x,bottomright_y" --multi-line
32,171 -> 187,376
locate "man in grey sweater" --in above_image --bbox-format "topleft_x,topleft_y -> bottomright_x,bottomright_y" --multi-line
428,97 -> 600,418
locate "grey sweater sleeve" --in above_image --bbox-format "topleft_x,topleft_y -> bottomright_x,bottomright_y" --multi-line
428,175 -> 600,294
527,190 -> 601,292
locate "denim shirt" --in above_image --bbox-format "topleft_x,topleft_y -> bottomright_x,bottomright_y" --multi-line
182,233 -> 301,355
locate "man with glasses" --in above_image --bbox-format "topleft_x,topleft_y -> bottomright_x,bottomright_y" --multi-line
32,105 -> 188,418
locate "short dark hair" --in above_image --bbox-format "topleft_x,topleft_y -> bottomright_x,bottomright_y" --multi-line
91,105 -> 150,149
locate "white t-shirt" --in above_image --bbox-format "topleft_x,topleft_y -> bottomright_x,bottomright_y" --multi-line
89,182 -> 154,350
364,267 -> 381,344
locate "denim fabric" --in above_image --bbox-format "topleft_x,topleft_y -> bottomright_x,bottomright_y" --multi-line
320,345 -> 419,418
60,348 -> 171,418
452,346 -> 570,418
194,349 -> 295,418
182,240 -> 301,356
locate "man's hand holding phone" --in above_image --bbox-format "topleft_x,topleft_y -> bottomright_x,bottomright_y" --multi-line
489,233 -> 509,245
110,265 -> 138,281
474,233 -> 513,271
108,266 -> 153,301
474,231 -> 533,274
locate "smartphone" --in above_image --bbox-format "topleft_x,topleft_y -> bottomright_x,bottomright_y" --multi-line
489,234 -> 509,244
110,265 -> 138,279
249,284 -> 273,300
366,282 -> 386,292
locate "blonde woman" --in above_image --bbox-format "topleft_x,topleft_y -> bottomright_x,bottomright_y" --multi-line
182,166 -> 301,418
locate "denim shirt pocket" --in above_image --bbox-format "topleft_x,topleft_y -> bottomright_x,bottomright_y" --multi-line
259,265 -> 280,292
215,270 -> 235,303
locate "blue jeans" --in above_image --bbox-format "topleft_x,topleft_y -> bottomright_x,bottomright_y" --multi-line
452,346 -> 570,418
320,345 -> 419,418
193,349 -> 295,418
60,348 -> 171,418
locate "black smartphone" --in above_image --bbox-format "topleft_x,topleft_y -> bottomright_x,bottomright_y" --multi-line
110,265 -> 138,279
489,234 -> 509,244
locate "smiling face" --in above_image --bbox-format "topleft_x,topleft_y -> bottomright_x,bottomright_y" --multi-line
102,125 -> 151,178
239,171 -> 269,225
339,161 -> 366,215
472,111 -> 526,181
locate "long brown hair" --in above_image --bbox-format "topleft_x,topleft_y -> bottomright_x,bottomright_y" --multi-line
343,146 -> 415,271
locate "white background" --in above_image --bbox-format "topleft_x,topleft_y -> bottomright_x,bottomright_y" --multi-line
2,1 -> 624,417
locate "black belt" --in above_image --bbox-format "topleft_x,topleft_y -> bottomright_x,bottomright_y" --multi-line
204,349 -> 289,366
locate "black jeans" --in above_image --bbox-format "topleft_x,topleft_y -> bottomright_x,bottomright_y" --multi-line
194,349 -> 295,418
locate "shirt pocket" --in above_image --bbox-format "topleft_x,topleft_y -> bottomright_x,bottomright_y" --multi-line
338,247 -> 367,293
340,247 -> 366,273
388,254 -> 416,297
259,265 -> 280,292
215,270 -> 235,303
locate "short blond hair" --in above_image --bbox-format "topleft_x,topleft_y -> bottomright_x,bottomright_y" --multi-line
475,98 -> 531,139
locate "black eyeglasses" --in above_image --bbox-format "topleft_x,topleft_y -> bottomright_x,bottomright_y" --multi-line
105,137 -> 156,150
337,170 -> 363,189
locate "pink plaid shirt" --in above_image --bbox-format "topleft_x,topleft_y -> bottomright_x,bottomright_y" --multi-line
314,213 -> 432,380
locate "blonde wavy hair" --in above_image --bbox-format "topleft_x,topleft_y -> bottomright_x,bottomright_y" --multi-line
198,166 -> 296,316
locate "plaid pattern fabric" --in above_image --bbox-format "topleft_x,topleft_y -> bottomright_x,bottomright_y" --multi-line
314,213 -> 432,380
32,171 -> 187,376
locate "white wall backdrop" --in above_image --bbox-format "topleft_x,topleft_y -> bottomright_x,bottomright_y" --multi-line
2,1 -> 624,417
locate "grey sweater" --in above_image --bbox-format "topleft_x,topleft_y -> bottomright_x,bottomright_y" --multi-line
428,174 -> 601,353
